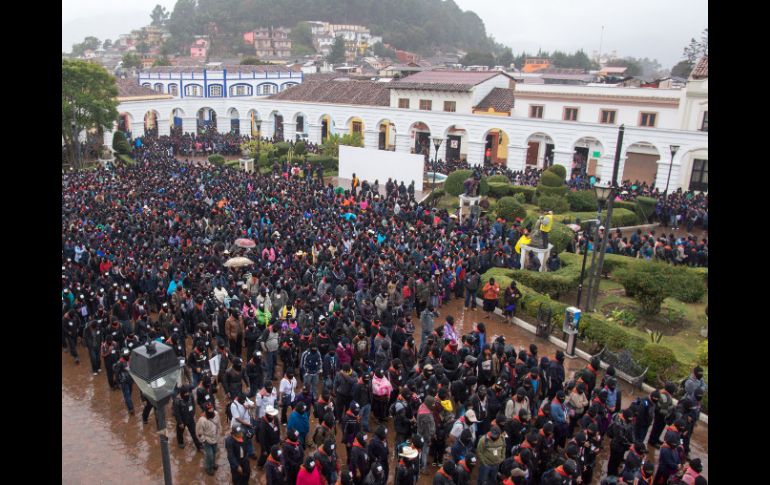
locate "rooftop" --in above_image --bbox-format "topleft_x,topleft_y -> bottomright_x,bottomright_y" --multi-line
691,55 -> 708,79
268,79 -> 390,106
115,78 -> 172,100
141,64 -> 301,74
474,87 -> 515,113
395,69 -> 509,85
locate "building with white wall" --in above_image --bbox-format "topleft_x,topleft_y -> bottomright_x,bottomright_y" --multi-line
112,60 -> 708,192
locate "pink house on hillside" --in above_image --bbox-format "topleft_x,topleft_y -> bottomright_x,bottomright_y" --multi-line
190,38 -> 209,58
243,32 -> 255,44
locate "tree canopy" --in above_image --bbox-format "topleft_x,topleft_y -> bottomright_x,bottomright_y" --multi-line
71,36 -> 101,56
327,35 -> 346,64
62,60 -> 119,168
151,4 -> 170,26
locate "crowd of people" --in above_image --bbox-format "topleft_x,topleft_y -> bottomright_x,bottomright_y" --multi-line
62,134 -> 707,485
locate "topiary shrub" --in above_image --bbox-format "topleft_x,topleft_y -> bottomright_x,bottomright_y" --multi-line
294,141 -> 306,155
581,315 -> 647,354
496,196 -> 527,222
307,155 -> 339,171
487,174 -> 510,183
208,154 -> 225,166
535,185 -> 569,199
572,208 -> 639,230
668,267 -> 707,303
513,193 -> 526,205
511,185 -> 537,202
613,200 -> 637,212
274,142 -> 291,156
546,164 -> 567,179
488,182 -> 514,198
638,344 -> 681,383
540,170 -> 565,187
636,196 -> 657,222
443,170 -> 489,196
424,189 -> 445,205
537,195 -> 570,213
112,131 -> 131,155
566,190 -> 598,211
549,222 -> 576,254
616,262 -> 675,315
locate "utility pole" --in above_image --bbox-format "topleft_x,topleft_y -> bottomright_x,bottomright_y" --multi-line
587,125 -> 624,312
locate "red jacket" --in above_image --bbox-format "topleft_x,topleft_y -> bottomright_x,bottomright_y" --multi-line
297,465 -> 323,485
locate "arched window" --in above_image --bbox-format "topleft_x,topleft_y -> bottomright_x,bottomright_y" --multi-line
168,84 -> 179,96
209,85 -> 223,97
142,83 -> 152,88
154,83 -> 164,93
185,84 -> 203,97
281,82 -> 298,91
229,84 -> 252,97
258,83 -> 277,95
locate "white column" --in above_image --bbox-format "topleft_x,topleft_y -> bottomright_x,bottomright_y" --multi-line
655,156 -> 681,192
309,123 -> 322,144
262,119 -> 275,139
395,133 -> 412,153
131,121 -> 144,139
239,118 -> 250,136
284,121 -> 296,142
507,145 -> 527,172
551,150 -> 573,179
182,117 -> 197,135
466,140 -> 486,166
158,122 -> 170,137
363,130 -> 379,149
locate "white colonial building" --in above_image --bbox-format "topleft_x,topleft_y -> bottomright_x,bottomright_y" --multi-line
112,58 -> 708,192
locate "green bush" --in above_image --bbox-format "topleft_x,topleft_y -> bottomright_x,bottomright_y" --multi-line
540,170 -> 565,187
549,222 -> 575,254
513,193 -> 526,205
613,200 -> 637,212
496,197 -> 527,222
546,164 -> 567,179
537,195 -> 570,214
668,267 -> 707,303
581,316 -> 647,354
616,262 -> 677,315
488,182 -> 514,198
638,344 -> 681,383
208,154 -> 225,166
294,141 -> 306,155
487,174 -> 510,183
274,142 -> 291,156
307,155 -> 339,171
535,185 -> 569,199
567,191 -> 598,212
636,196 -> 657,222
118,154 -> 135,166
112,131 -> 131,155
511,185 -> 537,203
424,189 -> 445,205
444,170 -> 489,196
573,208 -> 639,230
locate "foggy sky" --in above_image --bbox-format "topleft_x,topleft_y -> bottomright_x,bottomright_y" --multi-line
62,0 -> 707,68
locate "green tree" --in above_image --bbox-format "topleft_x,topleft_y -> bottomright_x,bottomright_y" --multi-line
153,55 -> 172,66
460,51 -> 496,67
327,35 -> 346,64
671,60 -> 693,78
240,57 -> 266,65
62,60 -> 119,169
497,47 -> 514,68
290,21 -> 316,56
607,58 -> 642,77
166,0 -> 199,54
372,42 -> 396,58
151,4 -> 170,26
122,52 -> 142,69
72,36 -> 101,56
241,139 -> 276,163
103,39 -> 113,50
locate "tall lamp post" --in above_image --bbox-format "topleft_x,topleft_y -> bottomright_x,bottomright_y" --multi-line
71,118 -> 79,170
129,341 -> 183,485
576,181 -> 613,308
663,144 -> 680,197
431,136 -> 443,205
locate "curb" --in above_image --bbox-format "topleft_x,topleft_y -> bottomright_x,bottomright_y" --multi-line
472,296 -> 708,424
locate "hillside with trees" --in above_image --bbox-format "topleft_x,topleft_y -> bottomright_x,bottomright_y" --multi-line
163,0 -> 498,57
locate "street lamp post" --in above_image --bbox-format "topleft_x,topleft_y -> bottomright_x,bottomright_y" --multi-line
255,120 -> 262,165
128,341 -> 183,485
71,118 -> 79,170
431,136 -> 443,205
664,144 -> 680,197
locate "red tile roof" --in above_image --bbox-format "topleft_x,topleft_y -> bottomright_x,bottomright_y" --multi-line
115,78 -> 165,98
387,82 -> 474,92
474,87 -> 515,113
141,64 -> 301,74
268,80 -> 390,106
397,70 -> 508,85
691,56 -> 708,79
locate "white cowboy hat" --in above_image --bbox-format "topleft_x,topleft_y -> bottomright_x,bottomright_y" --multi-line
399,446 -> 418,459
265,405 -> 279,416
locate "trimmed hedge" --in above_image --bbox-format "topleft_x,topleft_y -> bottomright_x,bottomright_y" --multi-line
567,191 -> 598,212
423,189 -> 445,205
487,174 -> 510,183
638,344 -> 681,383
118,154 -> 135,166
537,195 -> 570,214
540,170 -> 564,187
513,193 -> 526,205
274,142 -> 291,156
582,315 -> 647,354
488,182 -> 515,198
572,208 -> 640,229
536,185 -> 569,199
307,155 -> 339,171
636,196 -> 657,222
496,197 -> 527,222
512,185 -> 537,203
112,131 -> 131,155
613,200 -> 637,212
294,141 -> 306,155
444,170 -> 489,196
208,154 -> 225,166
546,164 -> 567,179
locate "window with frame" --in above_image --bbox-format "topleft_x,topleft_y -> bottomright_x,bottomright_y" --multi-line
230,84 -> 249,96
352,121 -> 362,134
398,98 -> 410,109
185,85 -> 202,96
296,116 -> 304,133
600,109 -> 617,124
563,107 -> 579,121
529,105 -> 544,119
444,101 -> 456,112
154,83 -> 164,93
168,84 -> 178,96
689,159 -> 708,191
209,85 -> 222,97
419,99 -> 432,111
700,111 -> 708,132
639,112 -> 657,127
259,84 -> 276,95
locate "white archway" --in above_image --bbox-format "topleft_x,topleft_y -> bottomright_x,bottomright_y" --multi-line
197,107 -> 217,133
525,132 -> 556,168
228,107 -> 240,134
408,121 -> 432,158
293,112 -> 309,139
377,119 -> 397,151
143,110 -> 160,136
571,136 -> 605,180
623,141 -> 661,186
482,128 -> 510,165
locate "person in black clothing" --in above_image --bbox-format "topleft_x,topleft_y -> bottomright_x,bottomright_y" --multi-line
246,351 -> 264,397
350,432 -> 370,485
314,439 -> 339,485
606,409 -> 634,477
226,425 -> 250,485
256,406 -> 281,467
83,319 -> 102,374
63,310 -> 80,364
367,426 -> 389,481
433,460 -> 455,485
196,375 -> 217,410
455,453 -> 477,485
547,351 -> 565,400
173,385 -> 203,451
283,428 -> 304,485
223,357 -> 249,399
266,445 -> 287,485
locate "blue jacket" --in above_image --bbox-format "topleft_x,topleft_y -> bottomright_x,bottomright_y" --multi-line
287,410 -> 309,443
550,401 -> 567,424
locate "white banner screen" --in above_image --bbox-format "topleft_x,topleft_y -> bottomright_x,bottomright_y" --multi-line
339,145 -> 424,187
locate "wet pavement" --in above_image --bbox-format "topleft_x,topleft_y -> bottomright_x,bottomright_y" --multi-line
62,297 -> 706,484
